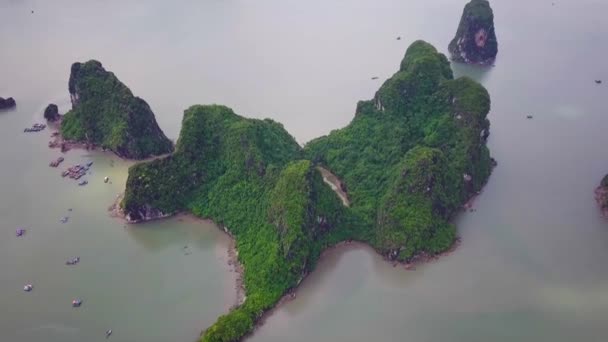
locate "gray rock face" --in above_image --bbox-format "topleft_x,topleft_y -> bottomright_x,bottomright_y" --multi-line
0,97 -> 16,110
125,204 -> 172,223
44,103 -> 61,121
448,0 -> 498,64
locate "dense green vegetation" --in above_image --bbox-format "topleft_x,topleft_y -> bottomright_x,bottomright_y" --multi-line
121,40 -> 493,341
306,40 -> 492,260
123,105 -> 352,341
61,60 -> 173,159
448,0 -> 498,64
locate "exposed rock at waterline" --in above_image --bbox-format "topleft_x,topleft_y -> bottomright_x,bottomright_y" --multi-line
44,104 -> 61,121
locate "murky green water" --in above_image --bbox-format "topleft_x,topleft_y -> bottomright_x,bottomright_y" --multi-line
2,0 -> 608,341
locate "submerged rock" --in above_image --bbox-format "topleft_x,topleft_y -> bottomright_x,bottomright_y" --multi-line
44,103 -> 61,121
448,0 -> 498,65
0,97 -> 16,110
61,60 -> 174,159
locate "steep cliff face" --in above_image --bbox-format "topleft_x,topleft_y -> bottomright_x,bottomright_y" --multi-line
448,0 -> 498,64
60,60 -> 173,159
121,40 -> 494,342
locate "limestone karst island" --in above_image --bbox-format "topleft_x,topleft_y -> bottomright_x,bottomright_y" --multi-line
60,60 -> 174,159
449,0 -> 498,64
3,2 -> 608,342
121,40 -> 494,341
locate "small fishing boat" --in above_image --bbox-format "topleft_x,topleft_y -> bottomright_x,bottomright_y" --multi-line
23,284 -> 33,292
60,216 -> 69,223
595,80 -> 602,84
66,257 -> 80,265
72,299 -> 83,307
78,180 -> 88,186
87,161 -> 94,167
104,176 -> 109,183
16,229 -> 25,237
106,330 -> 112,338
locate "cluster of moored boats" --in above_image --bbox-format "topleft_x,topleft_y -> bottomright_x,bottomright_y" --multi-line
24,123 -> 46,133
61,161 -> 93,184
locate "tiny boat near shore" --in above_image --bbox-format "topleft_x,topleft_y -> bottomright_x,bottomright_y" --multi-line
49,156 -> 65,167
24,123 -> 46,133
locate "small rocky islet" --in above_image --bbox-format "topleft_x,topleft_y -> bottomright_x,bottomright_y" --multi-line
448,0 -> 498,65
0,96 -> 16,110
595,175 -> 608,217
44,103 -> 61,122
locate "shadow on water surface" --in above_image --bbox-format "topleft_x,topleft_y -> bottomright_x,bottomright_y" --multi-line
125,215 -> 224,252
451,61 -> 494,83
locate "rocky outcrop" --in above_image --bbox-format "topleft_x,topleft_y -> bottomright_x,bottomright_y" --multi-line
596,175 -> 608,218
0,97 -> 16,110
44,104 -> 60,121
448,0 -> 498,65
124,204 -> 173,223
61,60 -> 174,159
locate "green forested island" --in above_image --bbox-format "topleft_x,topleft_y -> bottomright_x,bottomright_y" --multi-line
61,60 -> 174,159
448,0 -> 498,64
121,40 -> 493,341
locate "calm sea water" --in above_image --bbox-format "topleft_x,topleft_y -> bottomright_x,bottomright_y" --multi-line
1,0 -> 608,341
